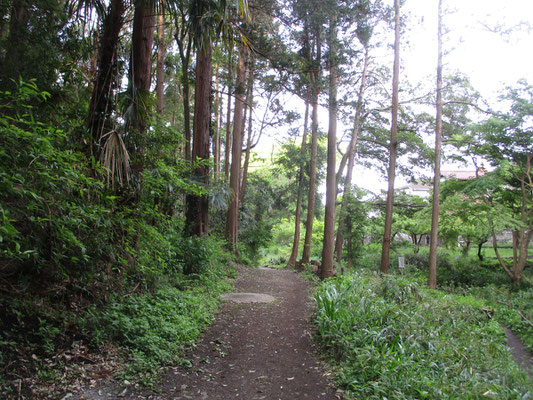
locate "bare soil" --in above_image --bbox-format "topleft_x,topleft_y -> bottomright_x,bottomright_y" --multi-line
72,265 -> 339,399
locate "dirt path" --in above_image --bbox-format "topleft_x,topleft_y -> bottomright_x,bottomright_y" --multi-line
74,266 -> 339,399
503,326 -> 533,379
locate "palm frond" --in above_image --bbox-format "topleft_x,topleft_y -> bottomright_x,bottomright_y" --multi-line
101,130 -> 130,186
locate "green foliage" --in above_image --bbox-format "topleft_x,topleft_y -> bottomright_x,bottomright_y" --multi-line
0,0 -> 71,94
237,169 -> 283,264
314,272 -> 532,399
262,218 -> 295,266
0,81 -> 112,279
180,235 -> 220,275
310,218 -> 326,259
357,243 -> 382,269
437,255 -> 511,288
451,284 -> 533,353
448,81 -> 533,285
0,80 -> 234,393
338,187 -> 369,266
86,263 -> 232,383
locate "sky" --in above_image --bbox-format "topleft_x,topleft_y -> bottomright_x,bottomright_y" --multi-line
403,0 -> 533,103
354,0 -> 533,194
254,0 -> 533,195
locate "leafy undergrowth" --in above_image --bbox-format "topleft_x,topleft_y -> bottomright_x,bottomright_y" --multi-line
85,265 -> 233,386
450,284 -> 533,353
0,262 -> 235,398
314,272 -> 533,399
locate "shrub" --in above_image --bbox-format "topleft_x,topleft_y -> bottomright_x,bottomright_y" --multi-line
85,262 -> 232,384
0,81 -> 113,285
458,285 -> 533,352
314,272 -> 532,398
437,256 -> 510,287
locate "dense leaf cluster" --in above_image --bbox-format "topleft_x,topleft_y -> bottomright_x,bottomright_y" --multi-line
315,272 -> 533,398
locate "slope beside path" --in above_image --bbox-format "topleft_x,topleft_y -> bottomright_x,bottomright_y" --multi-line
74,265 -> 339,399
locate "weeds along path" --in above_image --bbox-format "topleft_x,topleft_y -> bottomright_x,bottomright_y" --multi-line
157,265 -> 339,399
504,326 -> 533,378
76,265 -> 339,400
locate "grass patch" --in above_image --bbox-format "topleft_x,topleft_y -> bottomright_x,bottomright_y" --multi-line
0,236 -> 236,396
83,263 -> 233,386
449,284 -> 533,353
314,272 -> 532,399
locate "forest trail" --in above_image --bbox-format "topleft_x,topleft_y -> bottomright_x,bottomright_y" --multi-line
74,266 -> 339,399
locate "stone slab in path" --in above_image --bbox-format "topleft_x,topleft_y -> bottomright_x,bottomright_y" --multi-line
220,292 -> 277,303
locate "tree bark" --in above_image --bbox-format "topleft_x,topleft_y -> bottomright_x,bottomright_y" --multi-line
380,0 -> 401,274
213,62 -> 221,178
240,61 -> 254,202
185,44 -> 213,236
321,15 -> 338,280
287,93 -> 310,269
225,45 -> 248,252
174,16 -> 192,161
301,30 -> 321,265
477,239 -> 487,261
334,47 -> 369,264
131,4 -> 155,105
224,46 -> 234,180
156,12 -> 165,115
129,3 -> 155,184
87,0 -> 125,155
428,0 -> 443,289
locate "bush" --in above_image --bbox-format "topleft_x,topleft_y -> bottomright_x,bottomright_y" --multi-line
0,82 -> 235,394
455,284 -> 533,352
314,272 -> 532,398
85,261 -> 233,384
437,256 -> 510,287
0,81 -> 113,285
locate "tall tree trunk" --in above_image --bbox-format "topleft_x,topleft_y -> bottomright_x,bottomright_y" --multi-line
3,0 -> 29,90
213,62 -> 221,178
320,14 -> 338,280
131,4 -> 155,108
174,17 -> 192,161
224,46 -> 234,180
380,0 -> 401,274
334,47 -> 369,264
129,3 -> 155,183
185,44 -> 213,237
182,51 -> 192,161
89,30 -> 98,81
428,0 -> 443,289
225,45 -> 248,252
87,0 -> 125,155
301,31 -> 321,264
286,92 -> 310,269
240,61 -> 254,202
156,12 -> 165,115
347,216 -> 353,269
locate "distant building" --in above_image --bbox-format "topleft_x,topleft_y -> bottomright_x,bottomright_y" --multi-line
395,169 -> 487,247
441,169 -> 486,180
396,182 -> 432,198
397,169 -> 486,199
